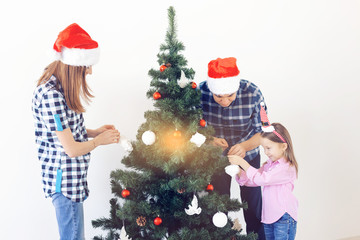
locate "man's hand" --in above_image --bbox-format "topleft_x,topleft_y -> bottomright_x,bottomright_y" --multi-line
228,143 -> 246,157
212,137 -> 229,151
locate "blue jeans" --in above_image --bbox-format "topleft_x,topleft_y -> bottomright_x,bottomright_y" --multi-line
52,193 -> 85,240
263,213 -> 297,240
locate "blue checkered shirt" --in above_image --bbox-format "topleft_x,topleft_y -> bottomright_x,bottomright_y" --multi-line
200,79 -> 266,162
32,75 -> 90,202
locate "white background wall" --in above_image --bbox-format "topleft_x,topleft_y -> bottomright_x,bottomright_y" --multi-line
0,0 -> 359,239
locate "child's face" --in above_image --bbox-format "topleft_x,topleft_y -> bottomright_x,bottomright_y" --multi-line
261,138 -> 287,161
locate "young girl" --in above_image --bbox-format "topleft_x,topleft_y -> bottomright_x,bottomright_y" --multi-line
32,23 -> 120,240
228,122 -> 298,240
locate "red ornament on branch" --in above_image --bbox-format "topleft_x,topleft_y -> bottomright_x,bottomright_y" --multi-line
206,183 -> 214,192
199,119 -> 206,127
121,189 -> 130,198
153,92 -> 161,100
191,82 -> 197,89
154,216 -> 162,226
160,65 -> 167,72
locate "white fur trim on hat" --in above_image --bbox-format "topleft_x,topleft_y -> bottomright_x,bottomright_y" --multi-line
262,126 -> 275,132
54,47 -> 100,67
207,75 -> 240,95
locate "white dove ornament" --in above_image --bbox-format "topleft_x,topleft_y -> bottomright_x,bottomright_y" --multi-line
119,226 -> 131,240
178,70 -> 190,88
185,195 -> 202,215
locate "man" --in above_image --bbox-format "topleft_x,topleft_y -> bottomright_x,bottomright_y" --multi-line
199,57 -> 266,239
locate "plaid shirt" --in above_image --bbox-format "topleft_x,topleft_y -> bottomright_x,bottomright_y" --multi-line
200,79 -> 266,162
32,75 -> 90,202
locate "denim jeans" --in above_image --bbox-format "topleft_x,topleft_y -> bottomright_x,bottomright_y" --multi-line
52,193 -> 85,240
263,213 -> 297,240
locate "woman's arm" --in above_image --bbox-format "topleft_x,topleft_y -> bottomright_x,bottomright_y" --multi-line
56,128 -> 120,158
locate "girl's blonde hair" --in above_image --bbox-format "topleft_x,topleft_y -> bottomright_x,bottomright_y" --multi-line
261,122 -> 298,176
37,61 -> 93,113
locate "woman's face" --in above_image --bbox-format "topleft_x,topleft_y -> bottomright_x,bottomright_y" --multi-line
85,66 -> 92,75
212,92 -> 237,107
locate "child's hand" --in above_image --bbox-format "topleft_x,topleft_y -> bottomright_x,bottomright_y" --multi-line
228,155 -> 251,171
228,155 -> 243,165
237,169 -> 244,178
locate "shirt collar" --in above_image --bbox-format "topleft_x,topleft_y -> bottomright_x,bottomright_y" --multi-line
267,157 -> 287,166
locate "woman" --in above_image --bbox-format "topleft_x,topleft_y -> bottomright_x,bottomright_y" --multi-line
32,23 -> 120,240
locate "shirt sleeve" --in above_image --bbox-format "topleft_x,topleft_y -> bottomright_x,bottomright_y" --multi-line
40,89 -> 69,132
235,167 -> 266,187
246,164 -> 297,186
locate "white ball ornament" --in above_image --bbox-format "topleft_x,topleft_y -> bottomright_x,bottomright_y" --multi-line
212,212 -> 228,228
142,130 -> 156,145
190,132 -> 206,147
225,165 -> 240,177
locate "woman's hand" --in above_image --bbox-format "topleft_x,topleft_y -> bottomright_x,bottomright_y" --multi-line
94,129 -> 120,146
95,125 -> 116,136
212,137 -> 229,151
87,125 -> 116,138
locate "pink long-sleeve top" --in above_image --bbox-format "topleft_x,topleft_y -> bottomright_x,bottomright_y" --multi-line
236,158 -> 298,224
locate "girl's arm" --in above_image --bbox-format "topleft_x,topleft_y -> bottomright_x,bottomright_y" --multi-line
228,155 -> 251,170
56,128 -> 120,158
229,155 -> 262,187
235,169 -> 260,187
228,155 -> 296,186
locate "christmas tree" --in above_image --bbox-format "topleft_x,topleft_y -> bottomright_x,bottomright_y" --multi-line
92,6 -> 257,240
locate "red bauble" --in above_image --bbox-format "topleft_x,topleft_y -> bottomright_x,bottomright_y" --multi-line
173,130 -> 182,137
153,92 -> 161,100
191,82 -> 197,89
121,189 -> 130,198
160,65 -> 167,72
199,119 -> 206,127
206,183 -> 214,191
154,216 -> 162,226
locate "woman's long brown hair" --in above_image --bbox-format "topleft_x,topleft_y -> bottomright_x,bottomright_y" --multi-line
261,122 -> 298,177
37,61 -> 93,113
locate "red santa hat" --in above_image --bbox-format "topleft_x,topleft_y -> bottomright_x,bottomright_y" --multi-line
207,57 -> 240,95
53,23 -> 100,67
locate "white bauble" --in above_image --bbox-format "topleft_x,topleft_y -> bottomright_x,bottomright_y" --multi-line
190,132 -> 206,147
224,165 -> 240,177
142,130 -> 156,145
212,212 -> 228,228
